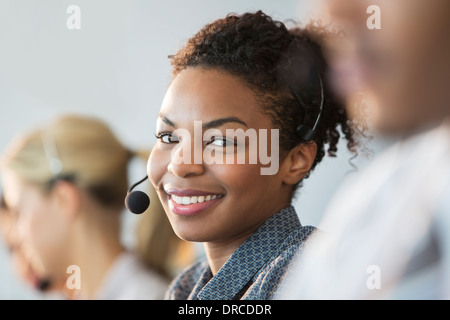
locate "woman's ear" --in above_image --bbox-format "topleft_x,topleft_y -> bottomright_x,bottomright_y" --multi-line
50,181 -> 81,220
280,142 -> 317,186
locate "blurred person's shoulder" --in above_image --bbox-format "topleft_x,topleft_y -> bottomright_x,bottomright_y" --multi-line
312,122 -> 450,299
388,183 -> 450,299
322,122 -> 450,227
96,251 -> 170,300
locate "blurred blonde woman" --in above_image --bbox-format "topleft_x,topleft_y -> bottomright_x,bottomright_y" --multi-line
0,114 -> 187,299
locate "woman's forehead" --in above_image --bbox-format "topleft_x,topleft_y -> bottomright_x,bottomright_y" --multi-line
159,68 -> 270,128
1,171 -> 37,209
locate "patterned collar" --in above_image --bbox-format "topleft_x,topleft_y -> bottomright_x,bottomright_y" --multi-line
187,205 -> 303,300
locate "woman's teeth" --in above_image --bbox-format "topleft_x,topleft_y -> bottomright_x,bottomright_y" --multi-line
171,194 -> 222,205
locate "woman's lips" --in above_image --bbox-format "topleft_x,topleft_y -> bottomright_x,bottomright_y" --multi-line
165,188 -> 224,216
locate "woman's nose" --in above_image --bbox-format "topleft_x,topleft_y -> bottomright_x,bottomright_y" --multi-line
167,138 -> 205,178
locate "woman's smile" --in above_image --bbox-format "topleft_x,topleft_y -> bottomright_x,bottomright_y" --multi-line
164,187 -> 225,216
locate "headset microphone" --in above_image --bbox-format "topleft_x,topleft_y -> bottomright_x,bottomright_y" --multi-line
125,175 -> 150,214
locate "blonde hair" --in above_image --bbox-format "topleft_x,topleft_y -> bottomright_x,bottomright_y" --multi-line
136,181 -> 195,279
1,114 -> 194,278
1,115 -> 130,208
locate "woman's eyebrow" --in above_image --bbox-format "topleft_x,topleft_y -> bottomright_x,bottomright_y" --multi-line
203,117 -> 248,130
158,114 -> 248,130
158,113 -> 176,128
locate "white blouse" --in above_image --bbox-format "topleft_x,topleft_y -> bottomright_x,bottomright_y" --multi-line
95,252 -> 169,300
280,120 -> 450,299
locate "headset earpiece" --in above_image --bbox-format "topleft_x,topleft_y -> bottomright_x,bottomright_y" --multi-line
296,125 -> 316,142
293,74 -> 324,142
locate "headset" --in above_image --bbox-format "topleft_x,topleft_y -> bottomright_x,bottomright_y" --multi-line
125,74 -> 325,214
295,75 -> 324,142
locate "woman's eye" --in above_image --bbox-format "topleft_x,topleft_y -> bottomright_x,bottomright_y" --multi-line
208,137 -> 236,148
155,132 -> 179,144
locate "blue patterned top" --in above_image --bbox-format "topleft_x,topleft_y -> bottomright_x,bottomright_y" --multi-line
165,206 -> 316,300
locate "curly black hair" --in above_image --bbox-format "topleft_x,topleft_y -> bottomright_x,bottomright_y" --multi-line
170,10 -> 358,188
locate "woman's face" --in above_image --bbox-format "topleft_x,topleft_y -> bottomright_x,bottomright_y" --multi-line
1,170 -> 70,281
1,195 -> 54,291
148,68 -> 292,244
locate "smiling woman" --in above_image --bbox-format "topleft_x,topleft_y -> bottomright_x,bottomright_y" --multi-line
148,10 -> 359,300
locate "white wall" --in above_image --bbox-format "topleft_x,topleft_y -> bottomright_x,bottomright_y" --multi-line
0,0 -> 382,299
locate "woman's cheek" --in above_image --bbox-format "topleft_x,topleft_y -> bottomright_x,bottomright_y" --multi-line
28,206 -> 51,254
148,147 -> 169,188
211,162 -> 262,193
